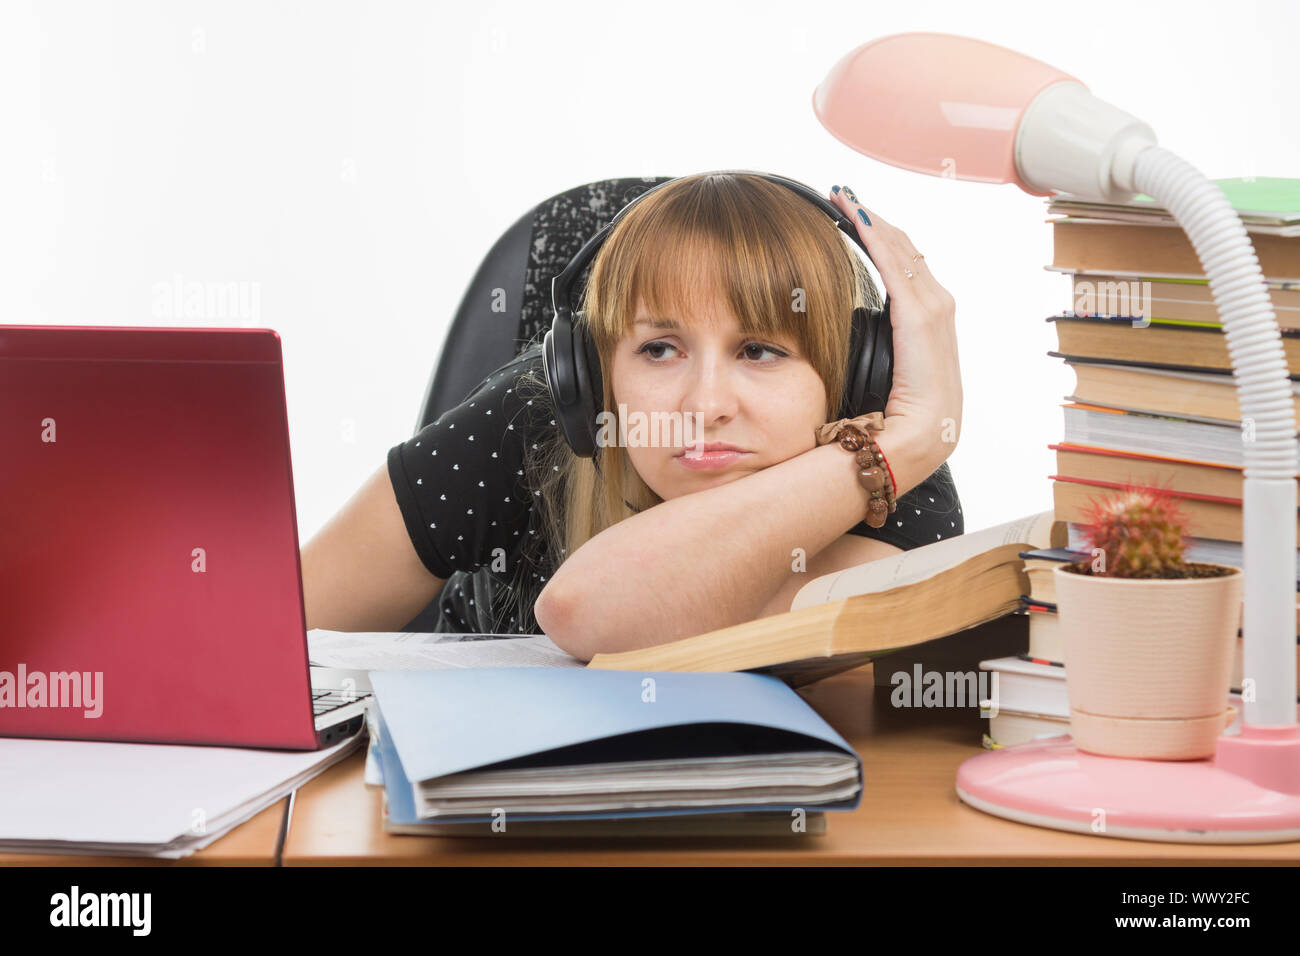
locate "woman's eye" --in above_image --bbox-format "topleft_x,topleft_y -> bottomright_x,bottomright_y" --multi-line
742,343 -> 786,362
636,341 -> 680,362
635,341 -> 787,363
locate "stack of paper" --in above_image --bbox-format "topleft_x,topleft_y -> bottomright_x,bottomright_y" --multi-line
307,628 -> 578,671
306,630 -> 581,788
0,731 -> 362,858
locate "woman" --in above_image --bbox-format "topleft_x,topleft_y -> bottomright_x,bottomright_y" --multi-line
300,172 -> 964,661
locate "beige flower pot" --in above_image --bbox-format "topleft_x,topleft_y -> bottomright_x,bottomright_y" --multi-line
1052,563 -> 1243,760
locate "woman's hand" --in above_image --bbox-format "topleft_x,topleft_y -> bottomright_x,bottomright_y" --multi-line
829,185 -> 963,462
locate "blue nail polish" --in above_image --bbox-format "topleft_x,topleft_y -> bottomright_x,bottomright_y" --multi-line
857,208 -> 871,226
831,185 -> 840,194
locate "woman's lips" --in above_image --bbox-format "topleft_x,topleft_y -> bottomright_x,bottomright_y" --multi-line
675,449 -> 752,471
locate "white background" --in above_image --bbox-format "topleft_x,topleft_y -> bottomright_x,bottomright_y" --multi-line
3,0 -> 1296,546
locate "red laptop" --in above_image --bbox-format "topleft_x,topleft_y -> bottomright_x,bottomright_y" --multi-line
0,325 -> 366,749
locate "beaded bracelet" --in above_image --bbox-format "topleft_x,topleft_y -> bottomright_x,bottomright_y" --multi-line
813,412 -> 898,529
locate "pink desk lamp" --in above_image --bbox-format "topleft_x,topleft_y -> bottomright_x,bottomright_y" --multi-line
815,32 -> 1300,842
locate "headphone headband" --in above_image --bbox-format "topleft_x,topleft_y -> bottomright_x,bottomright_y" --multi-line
543,170 -> 893,459
551,171 -> 880,324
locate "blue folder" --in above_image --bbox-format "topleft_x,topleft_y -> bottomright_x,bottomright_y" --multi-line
370,667 -> 863,824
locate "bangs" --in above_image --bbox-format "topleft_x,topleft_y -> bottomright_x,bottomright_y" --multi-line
599,211 -> 837,357
578,171 -> 867,421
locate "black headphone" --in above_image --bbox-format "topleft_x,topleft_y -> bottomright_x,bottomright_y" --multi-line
542,170 -> 893,460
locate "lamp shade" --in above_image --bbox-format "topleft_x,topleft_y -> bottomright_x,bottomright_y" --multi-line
813,32 -> 1081,196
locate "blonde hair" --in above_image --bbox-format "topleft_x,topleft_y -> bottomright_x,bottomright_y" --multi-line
498,171 -> 880,632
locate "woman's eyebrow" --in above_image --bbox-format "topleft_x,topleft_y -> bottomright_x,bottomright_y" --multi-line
633,317 -> 680,329
631,317 -> 793,346
633,317 -> 752,332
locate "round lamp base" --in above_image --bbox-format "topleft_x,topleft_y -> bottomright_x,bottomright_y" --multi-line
956,735 -> 1300,844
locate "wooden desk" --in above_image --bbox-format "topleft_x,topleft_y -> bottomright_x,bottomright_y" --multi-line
0,798 -> 289,867
281,666 -> 1300,865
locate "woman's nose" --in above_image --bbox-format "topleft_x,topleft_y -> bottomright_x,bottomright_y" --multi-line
680,355 -> 740,421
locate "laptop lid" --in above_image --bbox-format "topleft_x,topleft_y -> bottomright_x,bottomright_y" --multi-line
0,325 -> 320,749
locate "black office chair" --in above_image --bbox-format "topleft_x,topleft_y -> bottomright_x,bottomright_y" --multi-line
399,176 -> 677,632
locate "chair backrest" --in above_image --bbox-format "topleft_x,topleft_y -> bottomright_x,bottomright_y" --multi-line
401,176 -> 676,631
413,175 -> 677,432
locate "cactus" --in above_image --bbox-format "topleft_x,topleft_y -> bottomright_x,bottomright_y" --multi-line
1076,485 -> 1190,578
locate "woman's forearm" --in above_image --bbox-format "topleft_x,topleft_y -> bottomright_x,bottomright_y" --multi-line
535,414 -> 945,659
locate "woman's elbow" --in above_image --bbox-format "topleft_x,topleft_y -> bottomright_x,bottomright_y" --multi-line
534,585 -> 594,662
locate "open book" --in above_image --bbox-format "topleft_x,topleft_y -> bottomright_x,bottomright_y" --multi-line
585,510 -> 1065,685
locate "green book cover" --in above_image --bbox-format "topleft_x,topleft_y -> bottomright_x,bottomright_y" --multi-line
1128,177 -> 1300,222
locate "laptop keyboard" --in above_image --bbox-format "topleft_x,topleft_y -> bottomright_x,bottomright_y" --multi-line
312,688 -> 370,717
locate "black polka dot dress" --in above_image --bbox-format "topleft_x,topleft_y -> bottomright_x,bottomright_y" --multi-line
386,344 -> 965,634
387,344 -> 557,634
848,461 -> 965,550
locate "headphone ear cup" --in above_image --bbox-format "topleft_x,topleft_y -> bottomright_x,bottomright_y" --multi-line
840,304 -> 893,419
864,299 -> 894,415
570,313 -> 603,459
544,311 -> 590,457
579,316 -> 604,413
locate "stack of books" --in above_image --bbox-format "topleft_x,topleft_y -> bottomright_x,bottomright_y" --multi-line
980,177 -> 1300,749
1045,176 -> 1300,572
